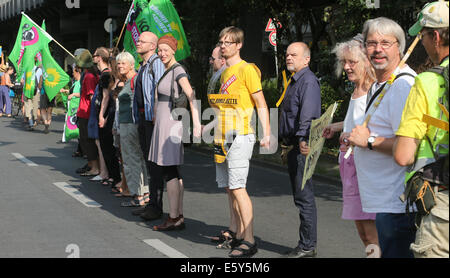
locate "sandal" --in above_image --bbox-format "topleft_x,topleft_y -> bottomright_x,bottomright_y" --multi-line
228,240 -> 257,258
80,171 -> 100,177
143,194 -> 150,203
211,229 -> 236,243
101,179 -> 113,186
120,199 -> 143,207
121,196 -> 145,207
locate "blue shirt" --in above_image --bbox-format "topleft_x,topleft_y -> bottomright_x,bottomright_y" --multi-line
133,54 -> 165,123
279,67 -> 321,145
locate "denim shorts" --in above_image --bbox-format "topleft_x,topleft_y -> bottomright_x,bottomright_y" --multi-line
216,134 -> 255,189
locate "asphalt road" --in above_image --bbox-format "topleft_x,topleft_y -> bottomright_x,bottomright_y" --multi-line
0,113 -> 364,259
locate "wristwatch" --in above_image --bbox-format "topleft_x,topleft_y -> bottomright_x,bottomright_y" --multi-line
367,136 -> 376,150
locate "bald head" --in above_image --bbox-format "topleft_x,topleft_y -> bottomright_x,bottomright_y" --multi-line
211,46 -> 225,72
136,32 -> 158,58
286,42 -> 311,73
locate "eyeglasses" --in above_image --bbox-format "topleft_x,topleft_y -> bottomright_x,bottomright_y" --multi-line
136,40 -> 151,45
340,59 -> 359,67
92,54 -> 99,58
365,40 -> 398,50
419,31 -> 433,41
216,41 -> 237,47
209,56 -> 217,61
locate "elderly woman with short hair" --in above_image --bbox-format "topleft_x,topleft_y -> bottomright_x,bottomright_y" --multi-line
116,51 -> 150,207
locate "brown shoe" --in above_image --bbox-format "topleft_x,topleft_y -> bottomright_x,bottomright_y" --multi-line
153,216 -> 185,231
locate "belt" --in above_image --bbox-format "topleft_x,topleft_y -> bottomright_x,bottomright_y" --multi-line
158,94 -> 171,102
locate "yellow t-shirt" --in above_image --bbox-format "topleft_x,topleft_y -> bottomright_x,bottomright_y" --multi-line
396,78 -> 428,139
208,60 -> 262,143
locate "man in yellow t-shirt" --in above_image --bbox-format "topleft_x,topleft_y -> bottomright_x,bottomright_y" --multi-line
394,0 -> 449,258
207,26 -> 270,258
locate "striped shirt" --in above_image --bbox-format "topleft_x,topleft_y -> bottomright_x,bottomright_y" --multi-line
133,53 -> 165,122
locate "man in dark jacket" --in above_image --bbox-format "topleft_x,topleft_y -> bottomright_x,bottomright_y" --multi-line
279,42 -> 321,258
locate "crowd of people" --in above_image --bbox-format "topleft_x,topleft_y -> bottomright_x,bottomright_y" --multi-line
2,0 -> 448,259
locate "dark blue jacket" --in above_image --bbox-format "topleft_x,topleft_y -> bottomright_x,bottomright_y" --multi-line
279,67 -> 321,145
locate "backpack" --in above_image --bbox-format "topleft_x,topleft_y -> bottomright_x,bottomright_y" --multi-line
426,63 -> 449,110
402,62 -> 449,227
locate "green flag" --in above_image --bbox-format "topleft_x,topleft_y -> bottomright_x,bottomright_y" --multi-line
40,21 -> 70,102
123,0 -> 190,67
9,14 -> 52,81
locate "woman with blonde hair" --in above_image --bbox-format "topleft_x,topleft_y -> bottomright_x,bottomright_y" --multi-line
323,34 -> 379,257
115,51 -> 150,206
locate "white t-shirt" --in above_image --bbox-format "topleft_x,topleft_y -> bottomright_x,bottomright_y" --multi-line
343,94 -> 367,133
354,65 -> 416,214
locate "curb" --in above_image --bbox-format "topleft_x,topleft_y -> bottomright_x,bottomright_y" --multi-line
186,145 -> 342,188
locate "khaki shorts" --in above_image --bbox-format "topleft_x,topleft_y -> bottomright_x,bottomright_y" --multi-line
216,134 -> 255,190
411,188 -> 449,258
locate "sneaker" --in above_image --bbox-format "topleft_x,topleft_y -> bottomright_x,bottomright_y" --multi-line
283,246 -> 317,258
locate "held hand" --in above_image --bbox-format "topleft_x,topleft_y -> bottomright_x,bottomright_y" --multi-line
322,125 -> 336,139
193,124 -> 202,140
299,141 -> 310,156
339,132 -> 351,152
260,135 -> 270,149
99,116 -> 105,128
348,125 -> 370,148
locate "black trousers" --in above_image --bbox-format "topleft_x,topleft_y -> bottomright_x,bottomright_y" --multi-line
99,116 -> 121,185
138,113 -> 164,212
287,147 -> 318,251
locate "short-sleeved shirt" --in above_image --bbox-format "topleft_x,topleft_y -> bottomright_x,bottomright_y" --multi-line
77,72 -> 98,119
209,60 -> 262,142
396,58 -> 449,141
354,65 -> 417,214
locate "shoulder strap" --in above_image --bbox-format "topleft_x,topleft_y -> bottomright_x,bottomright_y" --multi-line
130,73 -> 137,92
426,66 -> 445,76
147,55 -> 159,79
365,72 -> 415,113
158,63 -> 181,88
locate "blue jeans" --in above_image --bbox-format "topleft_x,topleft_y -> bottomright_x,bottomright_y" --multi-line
376,213 -> 417,258
287,148 -> 317,251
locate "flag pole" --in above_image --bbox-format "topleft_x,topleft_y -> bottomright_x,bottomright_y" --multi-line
115,1 -> 134,49
21,12 -> 75,59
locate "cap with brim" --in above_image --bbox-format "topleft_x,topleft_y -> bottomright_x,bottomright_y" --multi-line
409,1 -> 449,36
76,50 -> 94,69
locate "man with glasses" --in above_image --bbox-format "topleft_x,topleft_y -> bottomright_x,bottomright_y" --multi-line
348,17 -> 417,258
208,26 -> 270,257
394,0 -> 449,258
131,32 -> 166,221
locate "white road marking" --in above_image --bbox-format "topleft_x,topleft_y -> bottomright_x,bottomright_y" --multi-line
143,239 -> 188,258
12,153 -> 38,166
53,182 -> 102,208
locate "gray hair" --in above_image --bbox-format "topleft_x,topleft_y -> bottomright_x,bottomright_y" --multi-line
116,51 -> 135,67
362,17 -> 406,57
332,35 -> 376,89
